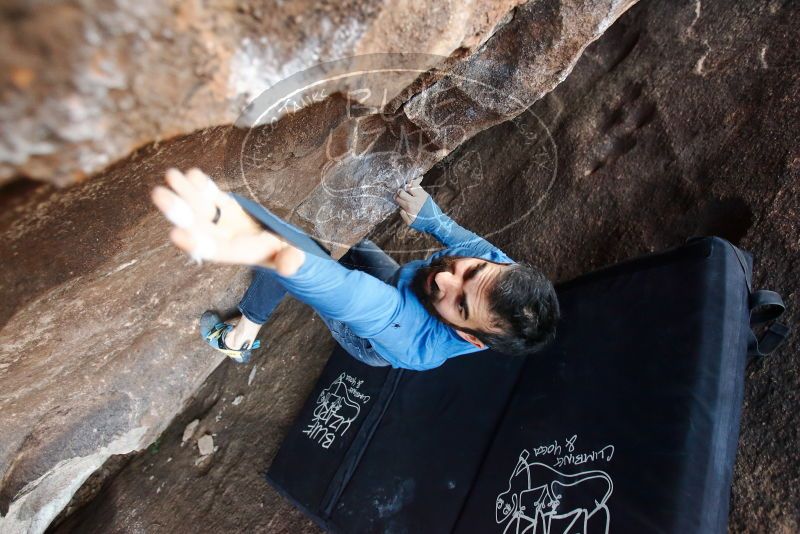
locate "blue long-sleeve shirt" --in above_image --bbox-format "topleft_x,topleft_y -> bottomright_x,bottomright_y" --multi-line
276,198 -> 514,370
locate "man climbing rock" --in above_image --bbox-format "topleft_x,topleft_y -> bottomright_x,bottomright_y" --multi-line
152,168 -> 559,370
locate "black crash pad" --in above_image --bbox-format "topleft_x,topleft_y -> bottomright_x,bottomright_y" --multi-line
266,237 -> 788,534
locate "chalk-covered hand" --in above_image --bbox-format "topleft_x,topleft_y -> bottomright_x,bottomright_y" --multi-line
394,176 -> 428,226
151,168 -> 304,275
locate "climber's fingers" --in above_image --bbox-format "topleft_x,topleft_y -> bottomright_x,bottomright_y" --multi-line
406,176 -> 424,192
156,168 -> 262,236
184,168 -> 263,234
152,185 -> 199,230
399,209 -> 412,225
165,168 -> 216,221
395,189 -> 413,205
183,168 -> 238,212
183,167 -> 215,195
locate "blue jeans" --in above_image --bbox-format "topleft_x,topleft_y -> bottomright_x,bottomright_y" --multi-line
238,268 -> 391,367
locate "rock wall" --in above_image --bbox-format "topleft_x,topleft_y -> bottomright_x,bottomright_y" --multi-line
42,1 -> 800,532
0,0 -> 523,186
294,0 -> 638,248
0,1 -> 637,532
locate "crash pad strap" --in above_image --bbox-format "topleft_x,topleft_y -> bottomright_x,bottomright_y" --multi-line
749,290 -> 786,325
708,239 -> 790,359
747,289 -> 789,357
748,322 -> 790,358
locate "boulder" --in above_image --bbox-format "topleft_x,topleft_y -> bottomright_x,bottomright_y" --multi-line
42,1 -> 800,531
0,0 -> 637,532
0,0 -> 523,186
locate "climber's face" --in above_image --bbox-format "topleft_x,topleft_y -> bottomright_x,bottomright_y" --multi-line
411,255 -> 510,348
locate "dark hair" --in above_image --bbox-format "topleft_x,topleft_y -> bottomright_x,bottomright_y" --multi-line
466,263 -> 560,355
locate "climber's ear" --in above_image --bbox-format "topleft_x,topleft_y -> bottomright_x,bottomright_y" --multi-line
455,330 -> 487,349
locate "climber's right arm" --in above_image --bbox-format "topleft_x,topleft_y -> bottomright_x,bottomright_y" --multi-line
152,168 -> 402,338
273,254 -> 402,338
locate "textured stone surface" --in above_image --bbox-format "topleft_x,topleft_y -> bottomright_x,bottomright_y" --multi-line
0,128 -> 237,532
196,435 -> 214,457
0,1 -> 639,532
403,0 -> 638,151
294,0 -> 639,248
0,0 -> 523,187
46,0 -> 799,532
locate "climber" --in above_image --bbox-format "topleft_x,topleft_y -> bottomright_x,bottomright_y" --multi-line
151,168 -> 559,370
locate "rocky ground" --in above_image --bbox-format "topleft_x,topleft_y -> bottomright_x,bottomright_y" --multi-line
2,0 -> 798,532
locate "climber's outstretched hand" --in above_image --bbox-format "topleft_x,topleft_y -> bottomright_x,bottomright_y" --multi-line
151,168 -> 305,275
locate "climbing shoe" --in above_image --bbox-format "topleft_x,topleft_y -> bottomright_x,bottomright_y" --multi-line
199,310 -> 261,364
